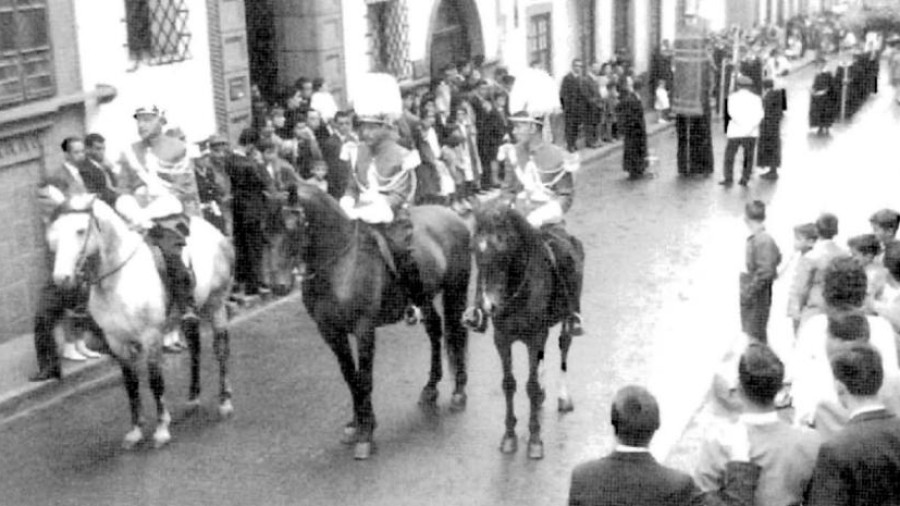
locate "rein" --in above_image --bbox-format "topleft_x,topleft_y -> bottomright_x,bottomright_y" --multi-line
60,199 -> 141,286
291,208 -> 355,281
480,240 -> 540,316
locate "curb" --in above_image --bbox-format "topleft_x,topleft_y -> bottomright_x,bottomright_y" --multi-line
0,291 -> 302,426
578,121 -> 676,168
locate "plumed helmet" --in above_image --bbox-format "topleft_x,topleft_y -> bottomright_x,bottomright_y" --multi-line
133,104 -> 164,120
508,67 -> 561,124
351,73 -> 403,126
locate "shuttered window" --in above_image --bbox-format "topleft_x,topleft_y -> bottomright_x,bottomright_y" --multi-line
0,0 -> 54,109
366,0 -> 411,79
527,13 -> 551,74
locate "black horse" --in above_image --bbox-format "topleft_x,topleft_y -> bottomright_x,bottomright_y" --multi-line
472,201 -> 583,459
279,183 -> 472,460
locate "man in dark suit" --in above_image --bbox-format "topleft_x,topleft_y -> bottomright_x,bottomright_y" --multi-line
229,128 -> 270,295
322,110 -> 353,200
807,343 -> 900,506
560,58 -> 589,153
568,386 -> 704,506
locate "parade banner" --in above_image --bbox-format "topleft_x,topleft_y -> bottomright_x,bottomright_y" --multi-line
671,37 -> 708,116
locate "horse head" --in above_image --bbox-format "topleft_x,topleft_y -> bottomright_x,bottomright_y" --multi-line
472,201 -> 540,316
46,194 -> 103,289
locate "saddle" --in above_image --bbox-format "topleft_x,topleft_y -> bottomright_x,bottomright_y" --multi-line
363,225 -> 398,276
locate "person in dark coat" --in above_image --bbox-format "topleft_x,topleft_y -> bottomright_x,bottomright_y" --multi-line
741,200 -> 782,343
757,79 -> 786,180
616,78 -> 648,179
676,53 -> 716,177
560,58 -> 589,152
809,58 -> 835,134
807,343 -> 900,506
568,386 -> 704,506
229,128 -> 270,295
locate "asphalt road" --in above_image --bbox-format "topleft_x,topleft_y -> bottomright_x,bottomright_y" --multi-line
3,62 -> 898,506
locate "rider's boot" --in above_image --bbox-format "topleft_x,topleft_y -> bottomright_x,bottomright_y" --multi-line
395,248 -> 424,325
163,251 -> 200,325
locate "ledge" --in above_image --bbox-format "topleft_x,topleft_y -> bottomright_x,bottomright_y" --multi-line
0,84 -> 118,129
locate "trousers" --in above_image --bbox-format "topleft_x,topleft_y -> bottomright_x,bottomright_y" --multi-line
723,137 -> 757,183
33,282 -> 105,372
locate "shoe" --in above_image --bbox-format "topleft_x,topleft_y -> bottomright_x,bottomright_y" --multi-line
62,342 -> 87,361
718,180 -> 733,186
29,368 -> 61,382
760,171 -> 779,180
74,339 -> 102,359
567,313 -> 584,336
738,179 -> 749,187
404,305 -> 423,325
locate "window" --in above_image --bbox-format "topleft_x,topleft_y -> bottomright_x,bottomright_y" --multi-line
125,0 -> 192,66
366,0 -> 410,79
527,13 -> 551,74
0,0 -> 54,108
614,0 -> 633,63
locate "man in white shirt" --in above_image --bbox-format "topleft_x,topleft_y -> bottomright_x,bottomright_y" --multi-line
721,75 -> 764,187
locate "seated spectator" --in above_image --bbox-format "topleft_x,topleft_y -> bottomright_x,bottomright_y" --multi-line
305,158 -> 329,194
791,257 -> 900,438
806,343 -> 900,506
788,213 -> 847,328
568,386 -> 703,506
847,234 -> 887,313
695,343 -> 821,506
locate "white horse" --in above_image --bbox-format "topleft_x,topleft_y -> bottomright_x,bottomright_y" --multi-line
46,193 -> 235,449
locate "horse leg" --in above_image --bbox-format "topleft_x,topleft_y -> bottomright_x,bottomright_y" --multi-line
119,361 -> 144,450
444,282 -> 469,412
353,328 -> 377,460
321,327 -> 361,446
526,337 -> 548,459
148,355 -> 172,449
496,338 -> 517,454
184,318 -> 202,408
558,329 -> 575,413
212,307 -> 234,418
418,303 -> 442,411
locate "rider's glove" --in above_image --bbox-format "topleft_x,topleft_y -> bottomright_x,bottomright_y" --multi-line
339,196 -> 358,220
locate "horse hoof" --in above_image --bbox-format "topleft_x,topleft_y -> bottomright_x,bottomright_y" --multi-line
340,424 -> 358,445
122,427 -> 143,450
354,442 -> 373,460
558,396 -> 575,413
499,434 -> 518,454
219,399 -> 234,418
153,427 -> 172,449
449,392 -> 467,412
418,387 -> 439,409
527,440 -> 545,460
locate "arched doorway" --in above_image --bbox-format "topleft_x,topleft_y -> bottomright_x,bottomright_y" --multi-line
428,0 -> 485,78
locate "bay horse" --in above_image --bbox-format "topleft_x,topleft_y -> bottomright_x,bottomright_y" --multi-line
472,201 -> 582,459
279,183 -> 471,460
46,194 -> 235,449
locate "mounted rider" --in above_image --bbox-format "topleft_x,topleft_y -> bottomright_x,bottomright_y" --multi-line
339,73 -> 425,324
464,101 -> 585,336
114,105 -> 202,325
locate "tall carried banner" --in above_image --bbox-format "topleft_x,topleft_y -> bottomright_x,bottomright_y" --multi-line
671,37 -> 710,116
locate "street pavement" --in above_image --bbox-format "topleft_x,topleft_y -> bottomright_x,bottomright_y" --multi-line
1,61 -> 897,506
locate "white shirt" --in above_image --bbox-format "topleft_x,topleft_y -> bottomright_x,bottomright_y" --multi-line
615,444 -> 651,453
654,86 -> 670,111
726,89 -> 764,138
64,162 -> 85,189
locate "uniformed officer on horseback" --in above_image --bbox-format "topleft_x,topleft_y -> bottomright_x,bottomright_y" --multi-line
114,105 -> 202,326
339,74 -> 426,324
464,110 -> 585,336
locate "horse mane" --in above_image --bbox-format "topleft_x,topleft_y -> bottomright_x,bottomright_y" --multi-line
475,202 -> 544,254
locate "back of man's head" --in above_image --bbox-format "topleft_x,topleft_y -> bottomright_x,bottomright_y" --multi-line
883,241 -> 900,282
816,213 -> 839,239
738,343 -> 785,407
745,200 -> 766,222
611,385 -> 660,447
831,343 -> 884,397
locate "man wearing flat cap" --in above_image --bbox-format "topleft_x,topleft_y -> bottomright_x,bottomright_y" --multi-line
568,386 -> 704,506
720,75 -> 763,187
115,104 -> 203,326
193,134 -> 231,234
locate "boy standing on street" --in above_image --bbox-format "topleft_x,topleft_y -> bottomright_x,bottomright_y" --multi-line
741,201 -> 782,342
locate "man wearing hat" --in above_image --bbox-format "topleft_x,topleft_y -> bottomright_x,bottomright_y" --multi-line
465,109 -> 584,335
340,75 -> 426,324
115,105 -> 203,325
721,75 -> 763,187
193,134 -> 231,234
568,386 -> 704,506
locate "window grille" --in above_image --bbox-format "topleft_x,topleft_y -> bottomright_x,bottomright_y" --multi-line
125,0 -> 192,66
366,0 -> 411,79
0,0 -> 54,109
527,13 -> 551,74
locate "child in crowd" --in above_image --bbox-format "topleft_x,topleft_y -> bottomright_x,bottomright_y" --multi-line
306,159 -> 329,193
848,234 -> 888,314
655,79 -> 671,123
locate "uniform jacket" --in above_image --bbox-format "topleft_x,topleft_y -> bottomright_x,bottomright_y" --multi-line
502,139 -> 576,214
807,409 -> 900,506
569,452 -> 704,506
344,135 -> 418,213
117,135 -> 202,216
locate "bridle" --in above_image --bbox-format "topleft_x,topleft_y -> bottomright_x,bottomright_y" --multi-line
59,196 -> 140,286
475,232 -> 538,316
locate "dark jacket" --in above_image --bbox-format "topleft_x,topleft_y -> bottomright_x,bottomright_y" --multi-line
319,133 -> 348,199
227,152 -> 270,223
560,73 -> 588,119
569,452 -> 704,506
744,229 -> 782,294
807,409 -> 900,506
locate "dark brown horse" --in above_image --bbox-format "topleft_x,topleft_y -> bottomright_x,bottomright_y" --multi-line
472,201 -> 582,459
279,183 -> 471,460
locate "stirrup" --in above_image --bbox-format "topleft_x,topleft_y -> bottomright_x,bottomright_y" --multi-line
404,305 -> 422,325
462,307 -> 488,333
